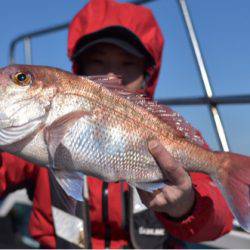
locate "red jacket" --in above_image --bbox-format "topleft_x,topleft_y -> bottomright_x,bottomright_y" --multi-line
0,153 -> 55,248
0,0 -> 233,248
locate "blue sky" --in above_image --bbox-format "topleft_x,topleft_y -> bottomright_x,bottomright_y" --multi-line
1,0 -> 250,154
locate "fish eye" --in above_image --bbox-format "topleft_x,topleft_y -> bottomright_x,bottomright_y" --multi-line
13,72 -> 32,86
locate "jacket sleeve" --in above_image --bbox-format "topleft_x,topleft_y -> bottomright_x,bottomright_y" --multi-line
156,172 -> 233,242
0,152 -> 39,198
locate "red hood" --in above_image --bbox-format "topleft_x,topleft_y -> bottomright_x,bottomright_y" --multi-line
67,0 -> 164,98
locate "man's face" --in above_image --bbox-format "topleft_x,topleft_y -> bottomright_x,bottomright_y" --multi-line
76,43 -> 145,91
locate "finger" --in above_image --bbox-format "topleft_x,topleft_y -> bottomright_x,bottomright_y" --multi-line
148,191 -> 167,208
148,140 -> 190,186
138,189 -> 167,209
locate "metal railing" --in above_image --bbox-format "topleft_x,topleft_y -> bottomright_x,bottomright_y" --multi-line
178,0 -> 229,151
8,0 -> 250,150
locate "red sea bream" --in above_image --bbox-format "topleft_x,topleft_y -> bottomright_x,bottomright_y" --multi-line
0,64 -> 249,232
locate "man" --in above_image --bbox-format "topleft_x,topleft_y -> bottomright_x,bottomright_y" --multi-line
0,0 -> 233,248
67,0 -> 233,248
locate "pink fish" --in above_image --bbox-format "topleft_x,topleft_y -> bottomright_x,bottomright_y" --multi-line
0,64 -> 249,232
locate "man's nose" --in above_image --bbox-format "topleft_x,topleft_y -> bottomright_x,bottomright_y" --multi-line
105,63 -> 123,75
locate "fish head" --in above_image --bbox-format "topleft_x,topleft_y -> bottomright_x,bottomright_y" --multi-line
0,64 -> 57,148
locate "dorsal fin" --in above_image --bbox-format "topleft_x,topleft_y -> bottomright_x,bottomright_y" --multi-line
85,74 -> 206,146
128,94 -> 207,145
84,74 -> 123,90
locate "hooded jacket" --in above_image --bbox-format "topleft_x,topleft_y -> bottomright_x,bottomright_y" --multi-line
0,0 -> 233,249
68,0 -> 163,98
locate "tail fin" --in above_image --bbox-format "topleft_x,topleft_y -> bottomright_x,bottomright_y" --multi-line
214,152 -> 250,232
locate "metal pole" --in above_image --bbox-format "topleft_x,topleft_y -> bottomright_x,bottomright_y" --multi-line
24,37 -> 32,64
9,22 -> 69,64
158,94 -> 250,106
9,42 -> 16,64
179,0 -> 229,152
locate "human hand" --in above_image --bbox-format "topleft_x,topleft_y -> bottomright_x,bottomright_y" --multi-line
138,140 -> 195,218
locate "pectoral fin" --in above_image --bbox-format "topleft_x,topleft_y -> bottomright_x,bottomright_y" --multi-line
44,110 -> 89,162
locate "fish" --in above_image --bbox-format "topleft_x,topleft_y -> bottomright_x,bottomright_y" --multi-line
0,64 -> 249,232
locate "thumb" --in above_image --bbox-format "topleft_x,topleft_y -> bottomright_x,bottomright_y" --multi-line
148,139 -> 189,186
